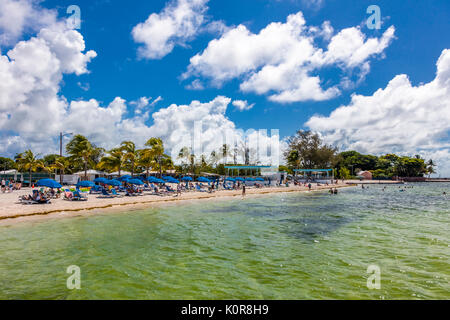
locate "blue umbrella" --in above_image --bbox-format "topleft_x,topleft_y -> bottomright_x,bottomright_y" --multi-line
255,177 -> 265,182
118,175 -> 132,181
36,179 -> 62,188
128,179 -> 144,185
181,176 -> 193,181
234,177 -> 245,182
164,176 -> 180,183
94,177 -> 108,184
225,177 -> 235,182
146,176 -> 159,183
76,181 -> 95,188
197,177 -> 211,183
245,177 -> 255,181
105,179 -> 121,186
154,178 -> 166,184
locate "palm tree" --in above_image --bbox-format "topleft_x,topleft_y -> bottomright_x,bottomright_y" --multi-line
137,149 -> 156,178
98,147 -> 126,176
121,141 -> 138,177
145,138 -> 166,178
426,159 -> 436,177
66,135 -> 98,180
51,156 -> 71,184
16,150 -> 44,186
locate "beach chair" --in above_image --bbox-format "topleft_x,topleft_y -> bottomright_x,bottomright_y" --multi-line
97,188 -> 114,199
63,191 -> 74,201
111,189 -> 123,198
73,190 -> 88,201
195,185 -> 207,192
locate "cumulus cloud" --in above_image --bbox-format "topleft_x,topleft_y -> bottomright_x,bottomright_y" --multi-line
0,2 -> 279,166
183,11 -> 395,103
306,49 -> 450,176
232,100 -> 255,111
132,0 -> 209,59
0,0 -> 57,46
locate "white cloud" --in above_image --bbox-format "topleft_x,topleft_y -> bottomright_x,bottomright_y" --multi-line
0,0 -> 57,46
132,0 -> 209,59
306,49 -> 450,177
185,79 -> 204,90
232,100 -> 255,111
183,11 -> 395,103
150,96 -> 163,106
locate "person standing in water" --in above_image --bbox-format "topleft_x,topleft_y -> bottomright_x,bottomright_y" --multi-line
308,183 -> 312,191
242,184 -> 246,197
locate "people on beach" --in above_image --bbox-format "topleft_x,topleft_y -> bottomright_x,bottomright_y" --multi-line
308,183 -> 312,191
242,184 -> 246,197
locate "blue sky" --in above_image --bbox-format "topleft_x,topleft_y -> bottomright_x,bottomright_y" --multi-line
39,0 -> 448,136
0,0 -> 449,175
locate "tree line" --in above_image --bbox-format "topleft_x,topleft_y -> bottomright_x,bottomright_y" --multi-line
0,131 -> 437,181
283,130 -> 436,178
0,134 -> 264,182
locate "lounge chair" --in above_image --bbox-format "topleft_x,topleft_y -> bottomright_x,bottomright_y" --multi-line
195,185 -> 207,192
73,190 -> 88,201
97,188 -> 114,198
111,189 -> 123,197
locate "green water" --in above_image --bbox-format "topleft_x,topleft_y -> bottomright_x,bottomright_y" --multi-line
0,183 -> 449,299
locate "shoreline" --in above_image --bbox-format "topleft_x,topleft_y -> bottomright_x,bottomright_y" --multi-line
0,184 -> 354,225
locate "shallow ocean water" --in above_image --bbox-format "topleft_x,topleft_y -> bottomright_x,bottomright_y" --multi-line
0,183 -> 448,299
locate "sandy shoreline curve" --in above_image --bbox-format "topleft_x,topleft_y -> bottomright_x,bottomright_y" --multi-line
0,183 -> 355,224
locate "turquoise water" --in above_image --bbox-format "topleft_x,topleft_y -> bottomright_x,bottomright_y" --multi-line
0,183 -> 449,299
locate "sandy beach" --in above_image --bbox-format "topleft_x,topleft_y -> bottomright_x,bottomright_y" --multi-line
0,182 -> 354,223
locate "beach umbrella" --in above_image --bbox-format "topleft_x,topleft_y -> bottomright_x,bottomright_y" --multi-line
76,181 -> 95,188
105,179 -> 121,186
181,176 -> 193,181
234,177 -> 245,182
128,179 -> 144,185
255,177 -> 265,182
94,177 -> 108,184
197,177 -> 211,183
225,177 -> 235,182
146,176 -> 159,183
245,177 -> 255,181
153,178 -> 166,184
164,176 -> 179,183
118,175 -> 132,181
36,179 -> 62,188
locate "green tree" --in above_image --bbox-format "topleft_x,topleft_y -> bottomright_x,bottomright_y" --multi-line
339,167 -> 351,179
0,157 -> 15,171
66,135 -> 103,180
98,147 -> 126,176
51,156 -> 72,184
284,130 -> 338,169
121,141 -> 139,177
16,150 -> 44,185
144,138 -> 168,178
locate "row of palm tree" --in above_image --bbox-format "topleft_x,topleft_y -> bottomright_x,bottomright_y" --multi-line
14,135 -> 174,183
12,135 -> 265,183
